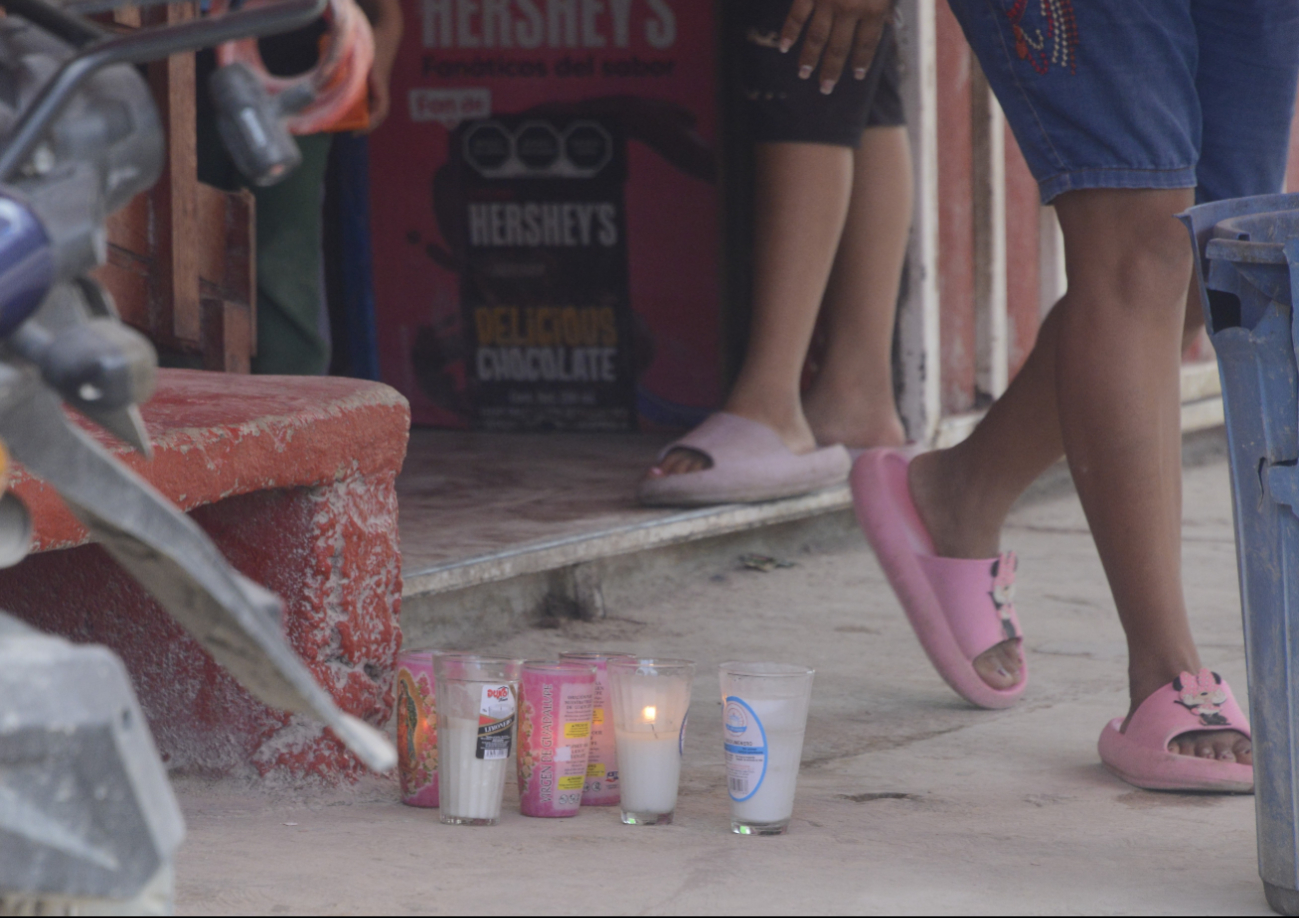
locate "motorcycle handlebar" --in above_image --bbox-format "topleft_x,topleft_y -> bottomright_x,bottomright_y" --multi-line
0,0 -> 328,181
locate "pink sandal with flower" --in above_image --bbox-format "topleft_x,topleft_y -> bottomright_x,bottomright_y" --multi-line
1098,668 -> 1253,793
850,448 -> 1028,710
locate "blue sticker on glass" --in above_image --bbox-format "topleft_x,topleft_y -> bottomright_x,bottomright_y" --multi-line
723,696 -> 767,802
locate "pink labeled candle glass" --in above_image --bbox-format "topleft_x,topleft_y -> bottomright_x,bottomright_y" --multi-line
560,651 -> 633,806
517,661 -> 597,817
395,650 -> 439,807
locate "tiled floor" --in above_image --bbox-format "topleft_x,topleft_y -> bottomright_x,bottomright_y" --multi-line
395,429 -> 676,577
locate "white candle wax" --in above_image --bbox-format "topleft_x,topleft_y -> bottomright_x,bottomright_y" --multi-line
440,716 -> 509,821
726,698 -> 807,825
614,728 -> 681,815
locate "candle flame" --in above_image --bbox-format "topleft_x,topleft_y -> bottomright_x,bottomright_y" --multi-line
642,705 -> 657,722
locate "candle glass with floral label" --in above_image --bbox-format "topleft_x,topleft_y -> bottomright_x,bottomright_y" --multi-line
396,649 -> 443,807
517,661 -> 597,817
558,652 -> 634,806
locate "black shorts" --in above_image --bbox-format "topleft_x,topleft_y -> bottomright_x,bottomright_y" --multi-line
733,0 -> 904,148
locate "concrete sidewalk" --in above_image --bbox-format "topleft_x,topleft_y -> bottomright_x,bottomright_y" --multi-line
173,453 -> 1267,915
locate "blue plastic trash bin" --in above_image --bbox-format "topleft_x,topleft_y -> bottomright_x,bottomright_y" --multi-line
1182,192 -> 1299,916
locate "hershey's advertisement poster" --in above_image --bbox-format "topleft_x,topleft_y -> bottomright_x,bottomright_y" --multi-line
456,114 -> 634,430
369,0 -> 721,429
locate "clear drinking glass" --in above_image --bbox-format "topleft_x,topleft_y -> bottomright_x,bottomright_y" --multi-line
719,662 -> 815,835
432,654 -> 522,826
607,658 -> 695,826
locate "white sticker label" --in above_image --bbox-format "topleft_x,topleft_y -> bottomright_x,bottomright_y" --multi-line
724,697 -> 767,802
476,683 -> 515,760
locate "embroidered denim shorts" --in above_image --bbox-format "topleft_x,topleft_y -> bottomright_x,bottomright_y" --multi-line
947,0 -> 1299,204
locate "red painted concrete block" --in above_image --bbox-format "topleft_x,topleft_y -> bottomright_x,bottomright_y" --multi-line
0,369 -> 410,781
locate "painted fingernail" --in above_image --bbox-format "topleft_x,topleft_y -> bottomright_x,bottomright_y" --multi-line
779,39 -> 792,53
798,64 -> 812,79
854,67 -> 867,80
820,79 -> 835,94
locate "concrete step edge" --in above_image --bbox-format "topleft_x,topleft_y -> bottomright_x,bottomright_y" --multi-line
401,484 -> 852,598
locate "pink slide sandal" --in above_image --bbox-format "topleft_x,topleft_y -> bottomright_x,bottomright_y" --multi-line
850,448 -> 1027,710
638,412 -> 850,507
1098,669 -> 1253,793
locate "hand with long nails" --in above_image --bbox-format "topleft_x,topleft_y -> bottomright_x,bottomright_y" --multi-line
779,0 -> 895,95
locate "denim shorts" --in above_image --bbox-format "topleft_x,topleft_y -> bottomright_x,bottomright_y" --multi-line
947,0 -> 1299,204
732,0 -> 904,148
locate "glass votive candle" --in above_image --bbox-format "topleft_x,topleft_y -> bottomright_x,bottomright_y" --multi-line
432,654 -> 522,826
395,649 -> 442,807
558,652 -> 635,806
719,662 -> 815,836
607,657 -> 695,826
517,661 -> 597,817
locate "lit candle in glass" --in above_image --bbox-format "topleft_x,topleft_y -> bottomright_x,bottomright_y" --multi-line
608,658 -> 695,825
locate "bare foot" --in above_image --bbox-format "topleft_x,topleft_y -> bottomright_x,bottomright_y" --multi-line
647,446 -> 712,478
907,448 -> 1022,691
644,406 -> 817,480
1164,729 -> 1252,764
971,641 -> 1022,690
1122,675 -> 1252,765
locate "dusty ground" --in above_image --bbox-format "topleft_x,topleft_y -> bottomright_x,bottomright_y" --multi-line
173,457 -> 1269,915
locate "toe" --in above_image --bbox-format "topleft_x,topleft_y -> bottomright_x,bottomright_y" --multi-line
658,452 -> 684,476
1235,736 -> 1253,766
657,453 -> 686,476
971,640 -> 1021,690
1166,730 -> 1252,764
655,448 -> 712,477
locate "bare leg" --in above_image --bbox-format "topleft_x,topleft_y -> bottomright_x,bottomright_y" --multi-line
651,142 -> 852,478
803,125 -> 910,449
1183,281 -> 1208,345
908,187 -> 1246,763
